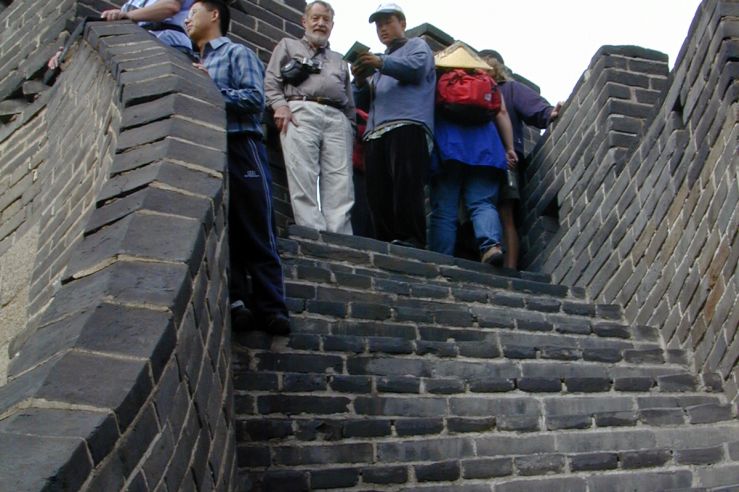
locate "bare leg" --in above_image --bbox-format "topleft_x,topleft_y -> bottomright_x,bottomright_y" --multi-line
499,199 -> 519,269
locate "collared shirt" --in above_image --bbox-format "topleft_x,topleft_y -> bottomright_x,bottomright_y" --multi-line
264,37 -> 355,122
122,0 -> 193,50
200,36 -> 266,136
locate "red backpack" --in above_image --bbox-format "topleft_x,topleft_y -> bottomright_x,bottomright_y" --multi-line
436,68 -> 501,125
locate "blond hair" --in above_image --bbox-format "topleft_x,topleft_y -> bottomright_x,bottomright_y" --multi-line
481,56 -> 509,84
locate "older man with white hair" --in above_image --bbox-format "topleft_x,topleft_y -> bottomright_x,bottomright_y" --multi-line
265,1 -> 355,235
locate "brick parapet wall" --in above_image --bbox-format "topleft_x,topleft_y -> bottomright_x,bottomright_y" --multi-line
522,0 -> 739,401
0,19 -> 235,491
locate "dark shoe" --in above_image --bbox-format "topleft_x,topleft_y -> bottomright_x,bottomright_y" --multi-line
264,315 -> 290,336
231,305 -> 254,332
481,245 -> 504,266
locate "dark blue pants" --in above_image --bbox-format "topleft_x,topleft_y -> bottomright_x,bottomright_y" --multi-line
228,133 -> 287,319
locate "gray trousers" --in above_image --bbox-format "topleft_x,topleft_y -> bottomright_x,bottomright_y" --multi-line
280,100 -> 354,234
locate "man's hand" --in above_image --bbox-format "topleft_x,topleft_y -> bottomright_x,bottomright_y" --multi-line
550,101 -> 563,121
192,62 -> 209,75
506,149 -> 518,169
48,49 -> 63,70
351,52 -> 382,85
274,105 -> 297,134
101,9 -> 130,21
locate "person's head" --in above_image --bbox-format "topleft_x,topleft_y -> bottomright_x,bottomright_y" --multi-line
185,0 -> 230,45
481,56 -> 508,83
303,1 -> 334,47
368,2 -> 406,46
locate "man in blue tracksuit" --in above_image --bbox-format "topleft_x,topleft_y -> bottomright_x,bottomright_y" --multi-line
186,0 -> 289,334
351,2 -> 436,249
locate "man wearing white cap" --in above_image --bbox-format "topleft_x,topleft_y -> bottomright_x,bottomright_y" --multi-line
352,2 -> 436,249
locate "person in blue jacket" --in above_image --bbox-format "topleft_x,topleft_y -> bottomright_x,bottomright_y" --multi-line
480,50 -> 562,269
351,2 -> 436,249
428,62 -> 518,266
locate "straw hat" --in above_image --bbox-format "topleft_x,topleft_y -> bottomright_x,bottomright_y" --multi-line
434,41 -> 491,70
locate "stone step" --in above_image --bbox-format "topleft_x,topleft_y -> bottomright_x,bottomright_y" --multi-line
244,321 -> 680,370
284,267 -> 636,333
285,292 -> 664,346
236,424 -> 739,489
235,383 -> 730,422
280,228 -> 600,303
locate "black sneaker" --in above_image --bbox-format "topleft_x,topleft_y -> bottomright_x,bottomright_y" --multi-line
231,305 -> 254,332
264,315 -> 290,336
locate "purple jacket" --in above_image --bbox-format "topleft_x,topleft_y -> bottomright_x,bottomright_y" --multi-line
497,79 -> 554,156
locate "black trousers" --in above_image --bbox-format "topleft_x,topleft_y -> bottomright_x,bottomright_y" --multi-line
364,124 -> 430,247
227,133 -> 287,318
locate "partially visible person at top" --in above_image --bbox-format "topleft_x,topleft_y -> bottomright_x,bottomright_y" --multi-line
351,2 -> 436,249
264,0 -> 355,235
480,50 -> 563,270
186,0 -> 290,335
49,0 -> 195,70
428,51 -> 518,267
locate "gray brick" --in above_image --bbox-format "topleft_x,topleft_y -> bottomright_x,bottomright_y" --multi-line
257,353 -> 343,374
241,420 -> 292,441
496,476 -> 586,492
496,415 -> 540,432
355,396 -> 446,417
261,470 -> 308,491
623,348 -> 664,363
469,378 -> 515,393
377,376 -> 420,394
614,377 -> 654,392
342,420 -> 391,438
369,337 -> 414,355
415,460 -> 460,482
257,395 -> 349,415
476,435 -> 555,456
515,454 -> 565,475
639,408 -> 685,426
593,322 -> 631,339
324,335 -> 364,353
517,377 -> 561,392
283,374 -> 327,392
351,302 -> 392,320
273,443 -> 373,466
329,375 -> 371,394
425,378 -> 465,394
502,345 -> 537,359
619,449 -> 672,469
458,341 -> 501,359
378,437 -> 474,462
687,403 -> 733,424
675,446 -> 724,465
416,341 -> 458,357
461,458 -> 512,479
570,452 -> 618,471
566,377 -> 612,392
448,418 -> 496,434
587,471 -> 691,492
583,348 -> 623,363
658,373 -> 698,392
310,468 -> 359,489
547,414 -> 592,430
362,466 -> 407,484
395,418 -> 444,436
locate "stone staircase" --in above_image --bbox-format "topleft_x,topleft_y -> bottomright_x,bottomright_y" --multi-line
233,226 -> 739,491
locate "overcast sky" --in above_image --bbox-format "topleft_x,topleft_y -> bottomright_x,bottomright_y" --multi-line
325,0 -> 703,104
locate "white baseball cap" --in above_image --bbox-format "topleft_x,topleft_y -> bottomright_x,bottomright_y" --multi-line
368,2 -> 405,23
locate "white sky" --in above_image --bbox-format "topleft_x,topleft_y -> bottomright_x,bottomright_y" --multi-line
325,0 -> 702,104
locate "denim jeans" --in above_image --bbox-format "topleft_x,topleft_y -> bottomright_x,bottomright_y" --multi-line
429,161 -> 503,256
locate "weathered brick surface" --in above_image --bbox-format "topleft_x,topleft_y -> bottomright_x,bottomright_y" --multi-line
0,3 -> 240,488
520,0 -> 739,403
